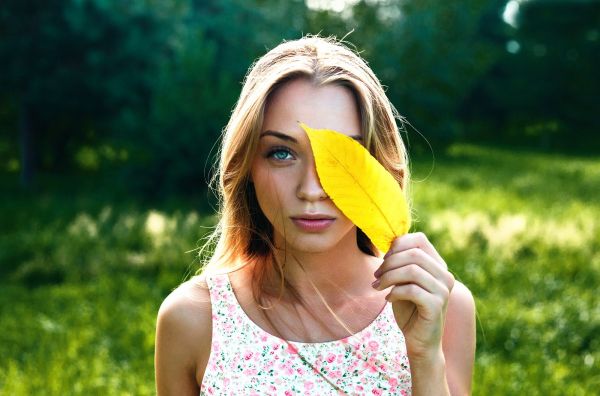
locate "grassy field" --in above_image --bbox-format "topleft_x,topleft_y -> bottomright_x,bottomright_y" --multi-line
1,143 -> 598,395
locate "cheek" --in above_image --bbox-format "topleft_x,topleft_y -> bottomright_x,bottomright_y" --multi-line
252,171 -> 288,216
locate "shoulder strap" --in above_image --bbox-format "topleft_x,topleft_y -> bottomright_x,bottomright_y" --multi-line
204,272 -> 231,310
203,272 -> 243,339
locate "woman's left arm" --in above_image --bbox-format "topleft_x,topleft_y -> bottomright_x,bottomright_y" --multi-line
441,280 -> 476,395
372,232 -> 476,395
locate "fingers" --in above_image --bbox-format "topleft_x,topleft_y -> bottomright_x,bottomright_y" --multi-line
385,283 -> 446,322
376,247 -> 442,279
385,232 -> 448,270
372,232 -> 455,323
377,232 -> 455,292
373,263 -> 449,300
375,247 -> 455,292
376,264 -> 450,323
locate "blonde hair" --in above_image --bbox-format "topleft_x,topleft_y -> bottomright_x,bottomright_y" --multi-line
196,33 -> 413,338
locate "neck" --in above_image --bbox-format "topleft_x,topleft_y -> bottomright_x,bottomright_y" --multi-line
269,229 -> 380,306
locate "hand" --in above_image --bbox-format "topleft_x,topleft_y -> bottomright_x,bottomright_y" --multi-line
372,232 -> 455,361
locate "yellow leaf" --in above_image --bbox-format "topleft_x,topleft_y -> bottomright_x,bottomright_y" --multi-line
299,122 -> 411,254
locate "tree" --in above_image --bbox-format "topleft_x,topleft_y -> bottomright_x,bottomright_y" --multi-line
462,0 -> 600,150
0,0 -> 171,187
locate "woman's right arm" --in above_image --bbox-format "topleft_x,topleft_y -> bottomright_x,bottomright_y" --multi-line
155,277 -> 213,396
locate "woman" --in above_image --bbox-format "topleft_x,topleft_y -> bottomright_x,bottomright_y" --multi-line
155,34 -> 476,395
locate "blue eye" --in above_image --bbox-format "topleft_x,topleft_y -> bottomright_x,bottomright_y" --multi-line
266,147 -> 294,161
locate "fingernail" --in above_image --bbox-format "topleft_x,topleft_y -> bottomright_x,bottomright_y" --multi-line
371,279 -> 381,289
373,268 -> 381,278
383,250 -> 392,259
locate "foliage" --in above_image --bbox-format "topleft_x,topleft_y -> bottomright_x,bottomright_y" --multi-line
1,143 -> 599,394
120,0 -> 308,197
462,0 -> 600,150
1,0 -> 597,193
0,0 -> 173,173
353,0 -> 505,146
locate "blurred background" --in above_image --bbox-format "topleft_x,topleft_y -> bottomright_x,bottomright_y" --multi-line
0,0 -> 598,394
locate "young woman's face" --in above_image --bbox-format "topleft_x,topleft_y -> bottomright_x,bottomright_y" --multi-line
250,78 -> 363,253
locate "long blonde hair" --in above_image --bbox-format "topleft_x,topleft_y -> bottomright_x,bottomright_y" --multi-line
196,33 -> 413,337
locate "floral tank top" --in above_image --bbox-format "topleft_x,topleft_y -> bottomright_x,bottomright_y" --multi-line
199,272 -> 412,395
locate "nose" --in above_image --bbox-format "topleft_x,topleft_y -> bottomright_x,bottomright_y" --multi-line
296,157 -> 328,201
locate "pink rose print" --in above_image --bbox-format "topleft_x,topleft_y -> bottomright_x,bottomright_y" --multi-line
278,361 -> 295,376
326,353 -> 336,363
243,368 -> 258,376
368,340 -> 379,352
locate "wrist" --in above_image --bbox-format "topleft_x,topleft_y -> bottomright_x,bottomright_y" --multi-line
408,348 -> 450,396
408,346 -> 445,366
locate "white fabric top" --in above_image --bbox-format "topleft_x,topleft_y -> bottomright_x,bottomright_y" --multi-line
199,272 -> 412,395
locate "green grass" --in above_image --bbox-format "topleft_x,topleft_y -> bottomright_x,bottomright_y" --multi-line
410,144 -> 600,394
1,142 -> 598,395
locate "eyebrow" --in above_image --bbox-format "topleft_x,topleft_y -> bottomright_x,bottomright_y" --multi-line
260,130 -> 362,142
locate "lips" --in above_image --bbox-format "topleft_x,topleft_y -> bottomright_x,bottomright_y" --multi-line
291,217 -> 335,232
291,214 -> 336,220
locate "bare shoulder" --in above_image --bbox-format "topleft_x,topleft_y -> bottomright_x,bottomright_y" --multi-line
155,273 -> 213,395
443,280 -> 476,395
157,273 -> 213,346
448,280 -> 476,314
444,279 -> 476,340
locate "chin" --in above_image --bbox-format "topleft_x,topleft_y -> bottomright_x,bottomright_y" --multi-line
277,232 -> 347,254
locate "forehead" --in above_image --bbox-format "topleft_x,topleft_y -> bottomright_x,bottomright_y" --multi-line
260,128 -> 362,145
261,78 -> 362,141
